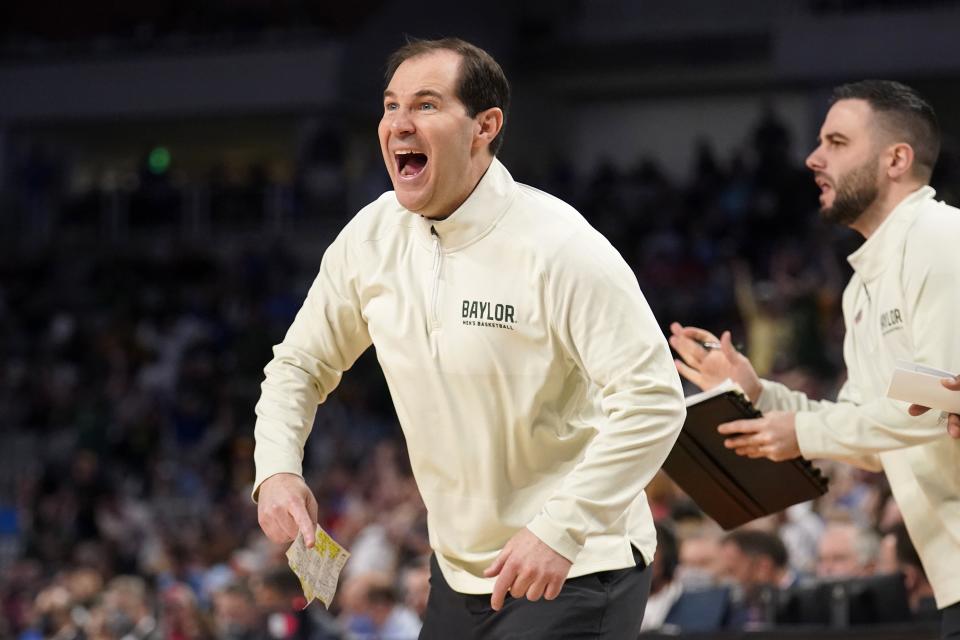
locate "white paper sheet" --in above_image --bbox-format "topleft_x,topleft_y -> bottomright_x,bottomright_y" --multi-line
886,360 -> 960,413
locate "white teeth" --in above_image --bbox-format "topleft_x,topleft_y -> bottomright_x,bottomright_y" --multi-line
395,150 -> 422,155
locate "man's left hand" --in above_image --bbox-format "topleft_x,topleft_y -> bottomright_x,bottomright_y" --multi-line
717,411 -> 801,461
908,375 -> 960,439
484,527 -> 572,611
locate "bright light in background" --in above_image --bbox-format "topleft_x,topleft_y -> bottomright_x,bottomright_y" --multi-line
148,146 -> 171,175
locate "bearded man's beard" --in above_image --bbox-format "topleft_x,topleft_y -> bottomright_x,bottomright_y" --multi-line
820,156 -> 880,226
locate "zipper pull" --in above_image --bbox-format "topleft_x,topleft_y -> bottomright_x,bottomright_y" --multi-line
431,226 -> 441,271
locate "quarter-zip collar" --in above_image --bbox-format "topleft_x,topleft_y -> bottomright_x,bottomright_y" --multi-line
847,185 -> 936,282
409,157 -> 517,251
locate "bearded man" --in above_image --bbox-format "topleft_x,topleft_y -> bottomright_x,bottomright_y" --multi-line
670,80 -> 960,639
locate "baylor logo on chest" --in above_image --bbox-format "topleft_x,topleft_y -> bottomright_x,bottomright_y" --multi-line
461,299 -> 516,331
880,308 -> 904,335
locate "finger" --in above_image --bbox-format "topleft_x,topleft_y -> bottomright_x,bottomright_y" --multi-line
262,510 -> 299,543
483,550 -> 508,578
490,566 -> 517,612
908,403 -> 931,416
671,327 -> 720,362
510,571 -> 534,599
948,417 -> 960,439
669,334 -> 705,368
675,359 -> 705,388
720,331 -> 739,362
941,377 -> 960,391
725,435 -> 759,449
717,419 -> 760,435
525,579 -> 546,602
258,514 -> 291,544
543,578 -> 564,601
289,499 -> 317,547
673,324 -> 721,344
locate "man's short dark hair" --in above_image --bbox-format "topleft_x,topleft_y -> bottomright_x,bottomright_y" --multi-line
723,529 -> 789,569
831,80 -> 940,181
384,37 -> 511,156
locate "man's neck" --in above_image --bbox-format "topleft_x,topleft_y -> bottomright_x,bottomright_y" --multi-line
422,153 -> 495,221
851,180 -> 926,239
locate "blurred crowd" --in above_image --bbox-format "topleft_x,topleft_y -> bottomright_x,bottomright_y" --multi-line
2,108 -> 959,639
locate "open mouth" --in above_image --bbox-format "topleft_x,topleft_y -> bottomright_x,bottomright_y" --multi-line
815,175 -> 832,195
395,150 -> 428,179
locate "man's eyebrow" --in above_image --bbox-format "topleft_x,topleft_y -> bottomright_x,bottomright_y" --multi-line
382,89 -> 445,100
819,132 -> 849,144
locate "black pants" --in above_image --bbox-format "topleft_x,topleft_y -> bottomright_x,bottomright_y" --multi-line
420,549 -> 651,639
944,600 -> 960,639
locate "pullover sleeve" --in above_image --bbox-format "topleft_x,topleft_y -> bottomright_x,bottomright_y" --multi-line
755,379 -> 882,472
525,230 -> 686,561
769,215 -> 960,468
252,227 -> 372,498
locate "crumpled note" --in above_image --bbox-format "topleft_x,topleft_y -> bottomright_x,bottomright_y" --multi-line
285,525 -> 350,609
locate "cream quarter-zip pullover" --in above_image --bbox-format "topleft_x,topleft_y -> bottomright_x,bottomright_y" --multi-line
253,158 -> 686,593
756,186 -> 960,608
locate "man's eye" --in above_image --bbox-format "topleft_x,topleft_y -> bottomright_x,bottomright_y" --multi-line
419,103 -> 436,111
385,103 -> 398,111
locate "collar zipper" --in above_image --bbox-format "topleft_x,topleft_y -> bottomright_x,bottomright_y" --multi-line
430,226 -> 442,330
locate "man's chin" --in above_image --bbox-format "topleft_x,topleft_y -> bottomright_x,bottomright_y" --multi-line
819,204 -> 860,227
396,189 -> 425,213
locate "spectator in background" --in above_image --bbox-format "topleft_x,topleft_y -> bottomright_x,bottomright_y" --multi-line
816,520 -> 879,578
641,523 -> 682,631
211,582 -> 259,640
252,568 -> 343,640
23,585 -> 82,640
676,528 -> 723,590
720,529 -> 796,591
398,557 -> 430,623
642,522 -> 736,635
100,576 -> 159,640
878,523 -> 939,624
158,582 -> 211,640
338,572 -> 421,640
719,529 -> 795,628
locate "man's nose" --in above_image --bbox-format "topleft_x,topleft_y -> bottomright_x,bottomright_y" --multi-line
805,147 -> 824,171
391,109 -> 415,135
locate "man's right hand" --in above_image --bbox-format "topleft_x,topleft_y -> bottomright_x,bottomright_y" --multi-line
669,322 -> 763,402
256,473 -> 320,547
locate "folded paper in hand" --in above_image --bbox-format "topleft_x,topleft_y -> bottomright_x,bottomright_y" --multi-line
662,379 -> 829,530
286,525 -> 350,609
886,360 -> 960,413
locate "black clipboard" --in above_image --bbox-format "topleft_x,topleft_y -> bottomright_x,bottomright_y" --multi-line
662,382 -> 829,530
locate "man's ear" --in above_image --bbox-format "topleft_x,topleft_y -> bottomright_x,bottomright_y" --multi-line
474,107 -> 504,153
885,142 -> 915,180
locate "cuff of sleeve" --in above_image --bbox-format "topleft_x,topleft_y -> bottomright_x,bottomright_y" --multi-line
525,515 -> 584,564
252,462 -> 303,503
794,412 -> 828,459
754,379 -> 781,414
